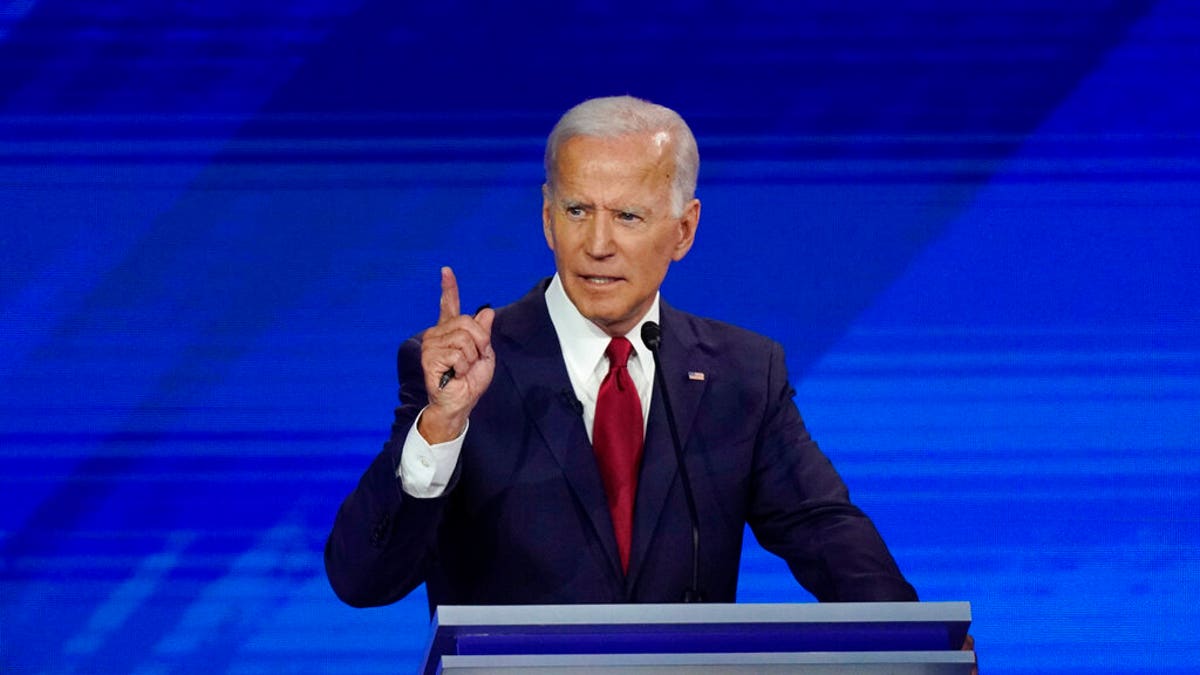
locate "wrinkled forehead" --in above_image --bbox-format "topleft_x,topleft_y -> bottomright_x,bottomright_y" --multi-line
551,131 -> 675,178
564,134 -> 672,183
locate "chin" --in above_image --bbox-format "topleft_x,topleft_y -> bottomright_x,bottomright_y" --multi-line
566,288 -> 636,331
593,312 -> 639,336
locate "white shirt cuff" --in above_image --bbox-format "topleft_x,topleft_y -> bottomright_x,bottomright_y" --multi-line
397,407 -> 466,498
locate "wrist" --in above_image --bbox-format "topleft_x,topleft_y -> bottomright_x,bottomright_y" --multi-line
417,405 -> 468,445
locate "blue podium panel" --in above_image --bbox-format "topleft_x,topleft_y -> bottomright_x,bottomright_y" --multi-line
423,602 -> 972,675
440,651 -> 977,674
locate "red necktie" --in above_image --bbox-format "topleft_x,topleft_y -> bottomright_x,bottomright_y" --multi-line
592,337 -> 644,573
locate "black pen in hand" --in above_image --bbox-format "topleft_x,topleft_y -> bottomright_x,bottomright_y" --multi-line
437,304 -> 492,389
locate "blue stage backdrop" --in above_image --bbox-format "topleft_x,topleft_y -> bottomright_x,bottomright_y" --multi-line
2,1 -> 1198,672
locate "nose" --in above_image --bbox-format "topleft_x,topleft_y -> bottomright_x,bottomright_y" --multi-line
584,215 -> 616,259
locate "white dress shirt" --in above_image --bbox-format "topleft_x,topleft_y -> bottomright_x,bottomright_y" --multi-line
397,274 -> 658,498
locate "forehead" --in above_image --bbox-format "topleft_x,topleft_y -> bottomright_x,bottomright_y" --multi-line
553,133 -> 675,195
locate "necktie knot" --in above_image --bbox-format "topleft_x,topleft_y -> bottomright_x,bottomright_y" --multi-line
606,337 -> 634,370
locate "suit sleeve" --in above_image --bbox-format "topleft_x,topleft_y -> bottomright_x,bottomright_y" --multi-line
323,335 -> 457,608
746,341 -> 918,602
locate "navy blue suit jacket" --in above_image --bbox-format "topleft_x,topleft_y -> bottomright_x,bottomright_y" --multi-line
325,280 -> 916,608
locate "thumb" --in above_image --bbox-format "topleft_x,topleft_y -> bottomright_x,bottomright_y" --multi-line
475,308 -> 496,357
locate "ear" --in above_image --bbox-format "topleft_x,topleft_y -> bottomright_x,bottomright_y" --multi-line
541,184 -> 556,251
670,198 -> 701,261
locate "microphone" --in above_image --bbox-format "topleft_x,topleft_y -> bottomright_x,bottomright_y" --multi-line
641,321 -> 704,602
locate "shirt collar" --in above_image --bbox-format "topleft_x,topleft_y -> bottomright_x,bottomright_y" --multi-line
544,273 -> 660,381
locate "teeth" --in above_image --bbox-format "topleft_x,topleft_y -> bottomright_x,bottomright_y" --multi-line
585,276 -> 617,284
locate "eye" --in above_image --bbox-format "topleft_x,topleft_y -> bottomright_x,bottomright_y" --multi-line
564,205 -> 586,218
616,211 -> 641,223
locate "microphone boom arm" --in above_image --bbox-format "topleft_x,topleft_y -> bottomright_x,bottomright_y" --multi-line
642,321 -> 704,603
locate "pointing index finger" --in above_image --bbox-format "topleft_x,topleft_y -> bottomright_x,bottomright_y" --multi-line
438,266 -> 461,324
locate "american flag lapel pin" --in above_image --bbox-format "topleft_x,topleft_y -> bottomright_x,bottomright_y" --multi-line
687,371 -> 706,381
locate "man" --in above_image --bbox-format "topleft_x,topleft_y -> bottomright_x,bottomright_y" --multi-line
325,95 -> 917,609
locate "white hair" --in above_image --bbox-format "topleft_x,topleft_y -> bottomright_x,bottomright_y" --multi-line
544,95 -> 699,217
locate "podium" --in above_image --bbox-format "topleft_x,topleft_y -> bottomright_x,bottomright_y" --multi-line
420,602 -> 974,673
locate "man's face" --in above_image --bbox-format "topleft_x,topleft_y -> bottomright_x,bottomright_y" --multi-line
542,133 -> 700,337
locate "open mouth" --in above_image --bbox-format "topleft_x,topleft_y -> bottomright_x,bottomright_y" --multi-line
582,275 -> 622,286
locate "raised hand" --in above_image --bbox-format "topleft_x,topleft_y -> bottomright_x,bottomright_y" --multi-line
417,267 -> 496,444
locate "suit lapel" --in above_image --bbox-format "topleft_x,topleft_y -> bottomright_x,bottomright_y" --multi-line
626,302 -> 711,590
494,282 -> 624,580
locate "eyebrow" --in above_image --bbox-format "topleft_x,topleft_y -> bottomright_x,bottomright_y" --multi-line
559,198 -> 650,218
